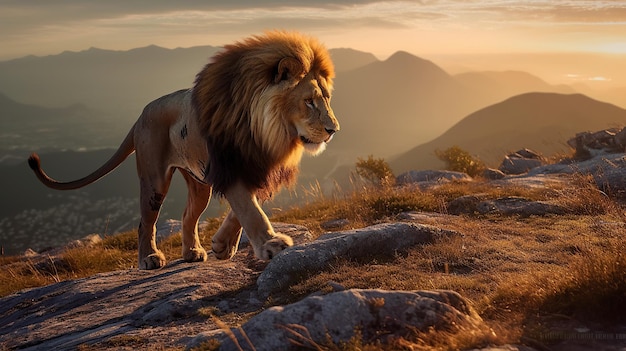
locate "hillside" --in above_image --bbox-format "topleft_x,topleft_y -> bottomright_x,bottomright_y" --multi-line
390,92 -> 626,173
0,93 -> 125,155
0,45 -> 217,112
1,155 -> 625,350
0,151 -> 226,255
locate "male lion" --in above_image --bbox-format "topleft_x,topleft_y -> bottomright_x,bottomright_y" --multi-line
28,31 -> 340,270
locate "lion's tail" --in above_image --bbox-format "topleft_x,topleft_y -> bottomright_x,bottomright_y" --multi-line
28,124 -> 136,190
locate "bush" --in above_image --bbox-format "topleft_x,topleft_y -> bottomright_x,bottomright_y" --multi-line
435,146 -> 485,177
355,155 -> 395,188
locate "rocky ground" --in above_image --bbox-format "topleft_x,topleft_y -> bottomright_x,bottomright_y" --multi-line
2,135 -> 626,350
0,223 -> 511,351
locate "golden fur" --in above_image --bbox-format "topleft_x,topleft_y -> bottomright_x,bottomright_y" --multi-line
28,31 -> 340,269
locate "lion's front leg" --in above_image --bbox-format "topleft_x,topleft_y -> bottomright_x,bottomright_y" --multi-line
222,181 -> 293,260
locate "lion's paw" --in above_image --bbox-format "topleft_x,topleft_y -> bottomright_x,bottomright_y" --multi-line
260,233 -> 293,260
183,247 -> 208,263
212,240 -> 238,260
140,251 -> 167,270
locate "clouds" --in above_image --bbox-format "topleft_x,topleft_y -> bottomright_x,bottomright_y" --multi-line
1,0 -> 625,60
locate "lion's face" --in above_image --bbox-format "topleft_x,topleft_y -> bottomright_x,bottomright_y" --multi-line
288,72 -> 340,156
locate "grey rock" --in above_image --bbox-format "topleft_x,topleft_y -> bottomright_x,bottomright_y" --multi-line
528,153 -> 626,197
193,289 -> 488,351
468,346 -> 538,351
320,218 -> 350,230
482,168 -> 506,180
510,148 -> 543,160
396,170 -> 472,186
477,197 -> 567,217
256,223 -> 459,299
615,127 -> 626,149
568,127 -> 625,156
0,259 -> 260,350
447,194 -> 491,215
499,156 -> 542,175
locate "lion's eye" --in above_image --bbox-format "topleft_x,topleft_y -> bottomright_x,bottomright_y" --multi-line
305,99 -> 315,109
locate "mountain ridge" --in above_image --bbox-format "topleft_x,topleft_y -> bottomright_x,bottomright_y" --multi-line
390,92 -> 626,173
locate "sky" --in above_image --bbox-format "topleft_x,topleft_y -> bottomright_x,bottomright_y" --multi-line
1,1 -> 626,86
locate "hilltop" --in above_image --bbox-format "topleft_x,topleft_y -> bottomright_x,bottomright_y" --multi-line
1,147 -> 625,350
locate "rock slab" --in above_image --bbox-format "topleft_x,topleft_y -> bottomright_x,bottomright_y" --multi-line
194,289 -> 488,351
257,222 -> 459,298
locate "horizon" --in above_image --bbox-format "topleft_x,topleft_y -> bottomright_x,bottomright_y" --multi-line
2,1 -> 626,88
2,1 -> 626,59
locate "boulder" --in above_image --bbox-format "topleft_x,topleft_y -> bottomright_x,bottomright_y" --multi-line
256,223 -> 459,299
476,197 -> 567,217
615,127 -> 626,150
497,148 -> 544,175
567,127 -> 626,157
482,168 -> 506,180
195,289 -> 489,351
498,156 -> 542,175
396,170 -> 472,187
527,153 -> 626,198
511,148 -> 543,160
447,194 -> 490,215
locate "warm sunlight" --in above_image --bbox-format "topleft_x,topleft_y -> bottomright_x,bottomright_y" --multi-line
2,1 -> 626,60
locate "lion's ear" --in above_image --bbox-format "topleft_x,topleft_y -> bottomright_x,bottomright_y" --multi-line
275,57 -> 304,84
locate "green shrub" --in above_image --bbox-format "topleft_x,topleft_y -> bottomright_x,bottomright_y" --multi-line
435,146 -> 485,177
355,155 -> 395,188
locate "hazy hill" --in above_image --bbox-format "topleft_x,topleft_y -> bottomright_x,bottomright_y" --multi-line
329,48 -> 379,72
329,53 -> 576,159
0,93 -> 125,155
454,71 -> 575,103
0,46 -> 376,113
330,51 -> 474,158
0,45 -> 218,113
390,93 -> 626,173
0,150 -> 226,255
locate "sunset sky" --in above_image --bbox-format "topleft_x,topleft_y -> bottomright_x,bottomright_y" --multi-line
1,1 -> 626,86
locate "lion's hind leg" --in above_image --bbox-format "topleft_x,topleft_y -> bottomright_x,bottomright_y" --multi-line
180,171 -> 209,263
137,167 -> 173,270
211,210 -> 243,260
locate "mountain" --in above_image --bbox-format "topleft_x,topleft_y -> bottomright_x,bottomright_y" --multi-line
0,46 -> 581,162
0,93 -> 125,155
0,46 -> 376,113
330,51 -> 473,158
390,93 -> 626,173
454,71 -> 575,103
329,52 -> 576,160
0,45 -> 219,113
329,48 -> 378,72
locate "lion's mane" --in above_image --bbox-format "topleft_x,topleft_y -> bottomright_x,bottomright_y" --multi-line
192,31 -> 335,198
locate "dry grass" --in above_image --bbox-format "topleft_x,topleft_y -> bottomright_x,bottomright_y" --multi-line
1,174 -> 625,349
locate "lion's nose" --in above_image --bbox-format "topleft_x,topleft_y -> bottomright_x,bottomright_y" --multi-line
325,128 -> 337,136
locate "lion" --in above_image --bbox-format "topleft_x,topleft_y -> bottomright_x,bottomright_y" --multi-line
28,31 -> 340,270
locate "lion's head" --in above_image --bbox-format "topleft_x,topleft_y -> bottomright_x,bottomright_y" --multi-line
192,31 -> 339,197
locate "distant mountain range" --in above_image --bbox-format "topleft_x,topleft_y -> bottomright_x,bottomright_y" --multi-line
0,44 -> 612,160
390,93 -> 626,173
